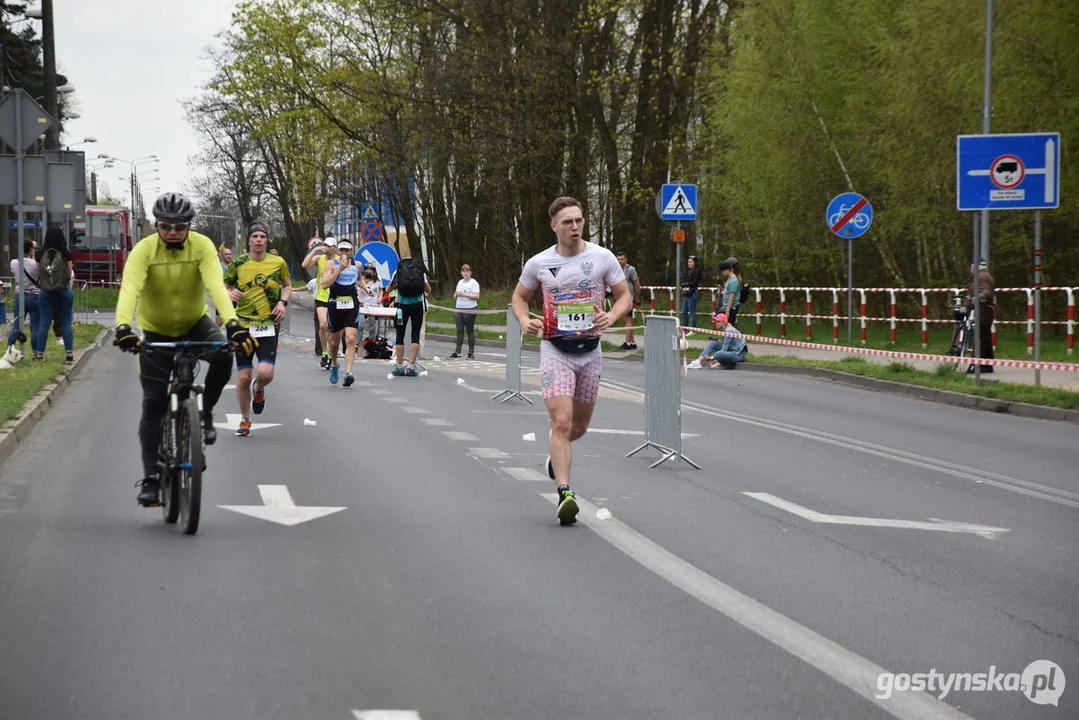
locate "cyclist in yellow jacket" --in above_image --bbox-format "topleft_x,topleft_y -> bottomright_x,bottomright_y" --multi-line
113,192 -> 256,507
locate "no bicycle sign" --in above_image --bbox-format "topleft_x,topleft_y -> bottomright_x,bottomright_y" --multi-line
826,192 -> 873,239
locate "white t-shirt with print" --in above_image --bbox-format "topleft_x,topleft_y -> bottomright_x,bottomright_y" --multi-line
518,242 -> 624,340
455,278 -> 480,309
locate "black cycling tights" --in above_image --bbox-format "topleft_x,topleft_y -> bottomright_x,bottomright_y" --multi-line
137,316 -> 232,476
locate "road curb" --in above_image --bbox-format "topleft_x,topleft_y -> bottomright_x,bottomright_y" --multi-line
735,363 -> 1079,424
0,327 -> 113,463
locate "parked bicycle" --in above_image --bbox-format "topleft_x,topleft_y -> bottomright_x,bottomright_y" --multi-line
947,294 -> 975,363
141,340 -> 232,535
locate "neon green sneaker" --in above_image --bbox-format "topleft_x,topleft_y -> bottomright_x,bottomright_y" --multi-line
557,486 -> 579,525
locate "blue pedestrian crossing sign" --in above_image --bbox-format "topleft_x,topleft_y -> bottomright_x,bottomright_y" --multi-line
361,202 -> 379,221
659,184 -> 697,221
357,240 -> 398,288
957,133 -> 1060,211
826,192 -> 873,239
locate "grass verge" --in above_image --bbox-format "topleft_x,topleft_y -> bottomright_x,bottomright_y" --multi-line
749,354 -> 1079,410
0,323 -> 105,425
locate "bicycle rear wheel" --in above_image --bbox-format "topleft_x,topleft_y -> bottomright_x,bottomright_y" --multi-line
178,396 -> 204,535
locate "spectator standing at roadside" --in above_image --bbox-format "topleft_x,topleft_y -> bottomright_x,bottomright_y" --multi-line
7,240 -> 40,350
966,258 -> 995,374
615,250 -> 640,350
389,254 -> 432,376
680,254 -> 702,331
35,228 -> 75,363
451,263 -> 480,359
719,258 -> 742,327
359,265 -> 382,340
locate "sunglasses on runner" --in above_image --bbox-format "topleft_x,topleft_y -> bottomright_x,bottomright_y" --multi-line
157,222 -> 189,232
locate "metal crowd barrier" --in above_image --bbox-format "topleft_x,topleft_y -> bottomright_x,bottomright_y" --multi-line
626,315 -> 699,469
491,305 -> 531,404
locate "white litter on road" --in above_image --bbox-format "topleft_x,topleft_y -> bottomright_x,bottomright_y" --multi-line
420,370 -> 429,377
522,433 -> 536,442
456,378 -> 466,385
387,373 -> 394,380
303,418 -> 317,427
596,508 -> 613,520
432,356 -> 441,362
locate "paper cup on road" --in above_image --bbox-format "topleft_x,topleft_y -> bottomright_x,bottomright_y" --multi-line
303,418 -> 317,427
420,370 -> 429,377
596,508 -> 613,521
433,356 -> 441,362
456,377 -> 466,385
522,433 -> 536,442
387,373 -> 394,380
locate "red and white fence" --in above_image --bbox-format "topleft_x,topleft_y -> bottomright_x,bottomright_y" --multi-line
641,285 -> 1078,355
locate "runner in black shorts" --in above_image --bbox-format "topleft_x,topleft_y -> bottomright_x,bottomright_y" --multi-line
223,222 -> 291,436
302,236 -> 336,367
321,241 -> 360,387
389,255 -> 432,377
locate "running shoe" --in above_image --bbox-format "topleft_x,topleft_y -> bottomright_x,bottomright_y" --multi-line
467,353 -> 475,359
252,380 -> 266,414
686,359 -> 702,370
202,412 -> 217,446
343,372 -> 355,388
320,353 -> 330,369
404,366 -> 419,377
545,454 -> 555,480
235,418 -> 251,437
391,365 -> 405,377
330,365 -> 339,384
450,352 -> 461,358
557,486 -> 579,525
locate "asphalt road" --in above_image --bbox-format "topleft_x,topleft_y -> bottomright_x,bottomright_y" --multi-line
0,306 -> 1075,720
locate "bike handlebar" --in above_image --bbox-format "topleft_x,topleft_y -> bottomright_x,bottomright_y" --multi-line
142,341 -> 232,350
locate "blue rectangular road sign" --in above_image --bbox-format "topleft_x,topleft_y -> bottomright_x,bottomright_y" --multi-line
957,133 -> 1060,211
7,219 -> 42,229
660,184 -> 697,221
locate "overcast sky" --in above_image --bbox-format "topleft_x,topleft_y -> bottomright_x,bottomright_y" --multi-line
54,0 -> 240,204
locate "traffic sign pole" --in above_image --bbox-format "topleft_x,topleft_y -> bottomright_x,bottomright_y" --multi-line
848,236 -> 853,345
1034,210 -> 1042,386
15,91 -> 26,350
972,218 -> 982,385
675,221 -> 682,327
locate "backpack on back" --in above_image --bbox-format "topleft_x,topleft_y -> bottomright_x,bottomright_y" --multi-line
739,280 -> 752,305
396,257 -> 425,296
39,248 -> 69,292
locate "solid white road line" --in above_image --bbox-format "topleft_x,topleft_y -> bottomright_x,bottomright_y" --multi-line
541,493 -> 974,720
420,418 -> 453,426
383,397 -> 408,404
368,389 -> 391,395
744,492 -> 1010,539
502,467 -> 549,482
442,431 -> 479,441
599,377 -> 1079,509
352,712 -> 421,720
469,447 -> 511,459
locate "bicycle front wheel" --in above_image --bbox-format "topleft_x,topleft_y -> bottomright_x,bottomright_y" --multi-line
178,396 -> 204,535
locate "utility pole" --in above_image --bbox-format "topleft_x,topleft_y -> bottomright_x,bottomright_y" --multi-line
41,0 -> 58,150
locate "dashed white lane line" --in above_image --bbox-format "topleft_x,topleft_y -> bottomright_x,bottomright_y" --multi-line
421,418 -> 453,426
468,447 -> 511,459
442,431 -> 479,441
402,407 -> 430,414
538,493 -> 974,720
383,397 -> 408,404
502,467 -> 549,482
352,712 -> 421,720
368,389 -> 390,395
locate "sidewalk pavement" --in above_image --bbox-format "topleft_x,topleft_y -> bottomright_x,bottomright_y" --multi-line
423,319 -> 1079,392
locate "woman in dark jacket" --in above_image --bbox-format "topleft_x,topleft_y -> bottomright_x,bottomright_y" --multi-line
680,255 -> 702,330
34,227 -> 75,362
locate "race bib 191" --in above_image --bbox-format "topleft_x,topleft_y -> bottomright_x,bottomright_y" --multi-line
334,297 -> 355,310
249,322 -> 276,338
557,302 -> 594,332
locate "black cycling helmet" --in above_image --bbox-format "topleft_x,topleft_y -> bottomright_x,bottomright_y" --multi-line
152,192 -> 196,222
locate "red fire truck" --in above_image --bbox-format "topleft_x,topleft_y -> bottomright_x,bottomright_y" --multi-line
71,205 -> 135,283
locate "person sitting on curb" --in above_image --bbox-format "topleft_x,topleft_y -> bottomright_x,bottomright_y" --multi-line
687,313 -> 747,369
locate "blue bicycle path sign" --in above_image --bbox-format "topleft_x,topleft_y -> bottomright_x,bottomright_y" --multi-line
826,192 -> 873,239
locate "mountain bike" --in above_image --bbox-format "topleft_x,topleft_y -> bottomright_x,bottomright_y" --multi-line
947,295 -> 975,361
142,340 -> 232,535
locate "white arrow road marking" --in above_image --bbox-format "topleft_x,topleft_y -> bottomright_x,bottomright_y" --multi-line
352,711 -> 421,720
219,485 -> 346,526
744,492 -> 1009,539
214,413 -> 281,432
359,248 -> 392,282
